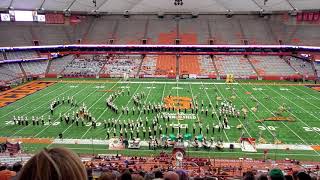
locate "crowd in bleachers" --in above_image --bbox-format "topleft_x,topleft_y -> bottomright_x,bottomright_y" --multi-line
288,57 -> 315,77
0,147 -> 319,180
100,55 -> 142,76
139,55 -> 157,76
63,55 -> 105,77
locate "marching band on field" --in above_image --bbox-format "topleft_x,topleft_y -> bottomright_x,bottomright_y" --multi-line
11,88 -> 249,149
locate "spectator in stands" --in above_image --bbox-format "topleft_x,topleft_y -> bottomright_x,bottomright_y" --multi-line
0,164 -> 16,180
296,172 -> 311,180
257,174 -> 268,180
10,162 -> 22,180
243,171 -> 255,180
268,168 -> 284,180
164,171 -> 179,180
17,147 -> 87,180
284,175 -> 293,180
120,170 -> 132,180
154,170 -> 163,180
98,172 -> 116,180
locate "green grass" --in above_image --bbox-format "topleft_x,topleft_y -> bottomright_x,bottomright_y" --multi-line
0,78 -> 320,160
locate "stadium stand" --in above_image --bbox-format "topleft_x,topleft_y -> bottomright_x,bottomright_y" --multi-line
32,25 -> 72,45
314,62 -> 320,78
240,19 -> 277,45
0,63 -> 24,84
214,55 -> 257,78
46,55 -> 75,77
210,18 -> 243,44
100,55 -> 142,77
62,55 -> 104,77
0,24 -> 33,46
6,51 -> 39,60
147,18 -> 177,44
288,57 -> 315,77
155,55 -> 176,76
249,56 -> 296,78
179,18 -> 210,44
139,55 -> 157,76
198,55 -> 217,76
21,60 -> 49,77
179,56 -> 201,75
116,18 -> 146,44
84,17 -> 116,44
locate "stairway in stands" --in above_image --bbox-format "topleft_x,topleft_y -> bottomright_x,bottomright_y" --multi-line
136,55 -> 145,77
246,56 -> 260,78
211,55 -> 220,79
18,63 -> 27,78
45,59 -> 53,76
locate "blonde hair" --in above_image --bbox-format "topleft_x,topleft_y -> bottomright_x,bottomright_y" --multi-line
18,147 -> 87,180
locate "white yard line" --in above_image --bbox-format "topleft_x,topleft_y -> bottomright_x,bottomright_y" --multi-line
265,86 -> 320,123
284,86 -> 320,111
33,80 -> 122,138
68,81 -> 123,139
8,83 -> 82,136
102,81 -> 155,139
207,82 -> 251,139
218,83 -> 276,141
238,83 -> 320,155
161,83 -> 166,101
0,82 -> 68,119
80,82 -> 141,139
291,86 -> 320,101
199,82 -> 230,142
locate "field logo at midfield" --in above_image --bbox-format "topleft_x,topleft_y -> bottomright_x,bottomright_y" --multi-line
163,96 -> 192,110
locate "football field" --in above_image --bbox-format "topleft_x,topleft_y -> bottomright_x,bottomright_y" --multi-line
0,78 -> 320,158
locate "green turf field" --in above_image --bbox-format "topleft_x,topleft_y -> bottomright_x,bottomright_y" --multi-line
0,79 -> 320,159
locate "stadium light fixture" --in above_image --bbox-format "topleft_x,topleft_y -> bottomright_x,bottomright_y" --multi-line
174,0 -> 183,6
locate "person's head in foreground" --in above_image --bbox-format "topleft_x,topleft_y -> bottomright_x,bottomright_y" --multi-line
268,168 -> 284,180
17,147 -> 87,180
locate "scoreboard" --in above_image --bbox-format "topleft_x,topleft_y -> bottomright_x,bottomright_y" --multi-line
1,10 -> 45,22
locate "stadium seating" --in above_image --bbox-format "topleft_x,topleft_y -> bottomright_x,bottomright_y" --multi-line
147,19 -> 177,44
100,55 -> 142,77
32,25 -> 72,45
47,55 -> 75,76
210,18 -> 243,44
314,62 -> 320,78
240,19 -> 277,45
21,60 -> 49,77
179,56 -> 201,75
84,17 -> 116,44
62,55 -> 105,77
155,55 -> 176,76
116,18 -> 146,44
0,24 -> 33,46
214,55 -> 257,78
179,19 -> 209,44
0,63 -> 24,83
139,55 -> 157,76
288,57 -> 315,77
198,55 -> 216,76
6,51 -> 39,60
249,56 -> 296,77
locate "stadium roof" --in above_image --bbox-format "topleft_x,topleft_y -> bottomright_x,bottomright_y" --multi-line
0,0 -> 319,14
